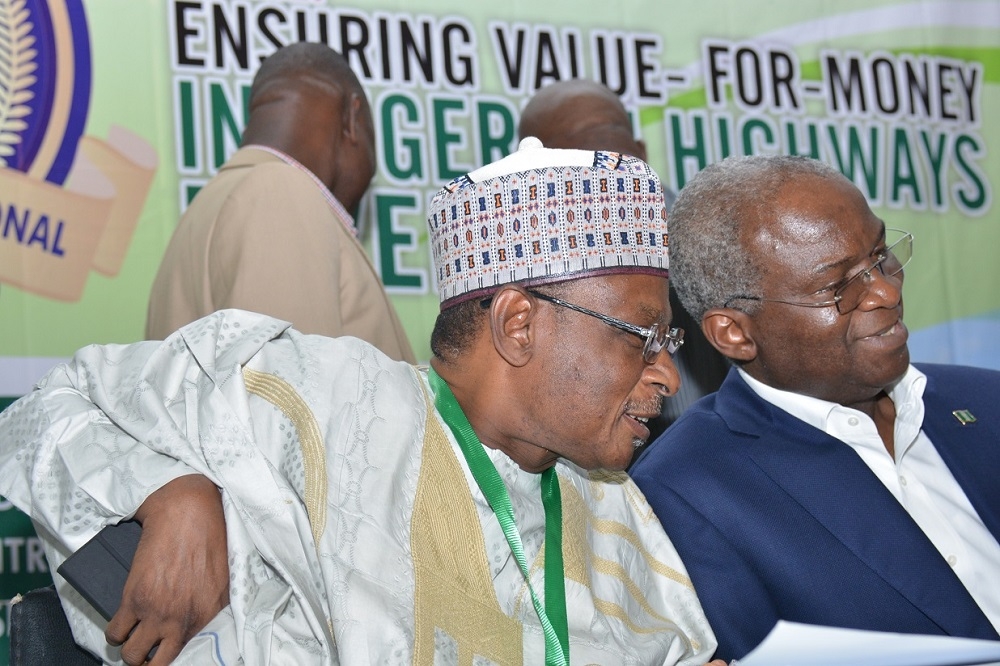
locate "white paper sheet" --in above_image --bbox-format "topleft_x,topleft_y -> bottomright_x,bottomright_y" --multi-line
736,621 -> 1000,666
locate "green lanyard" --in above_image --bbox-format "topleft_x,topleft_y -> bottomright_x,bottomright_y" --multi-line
428,368 -> 569,665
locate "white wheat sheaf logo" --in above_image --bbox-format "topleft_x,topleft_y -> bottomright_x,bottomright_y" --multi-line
0,0 -> 36,168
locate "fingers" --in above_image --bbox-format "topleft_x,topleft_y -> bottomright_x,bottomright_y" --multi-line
105,606 -> 138,646
117,622 -> 160,666
146,639 -> 182,666
107,611 -> 170,666
108,475 -> 229,662
105,584 -> 171,664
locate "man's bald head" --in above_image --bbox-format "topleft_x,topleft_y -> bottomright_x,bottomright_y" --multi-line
242,42 -> 376,212
249,42 -> 362,109
518,79 -> 646,159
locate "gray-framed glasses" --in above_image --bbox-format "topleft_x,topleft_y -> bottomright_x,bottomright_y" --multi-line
725,228 -> 913,315
528,290 -> 684,362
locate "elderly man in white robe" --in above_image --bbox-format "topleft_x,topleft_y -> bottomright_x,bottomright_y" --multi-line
0,139 -> 723,666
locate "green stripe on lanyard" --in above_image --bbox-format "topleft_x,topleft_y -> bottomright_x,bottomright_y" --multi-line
428,368 -> 569,665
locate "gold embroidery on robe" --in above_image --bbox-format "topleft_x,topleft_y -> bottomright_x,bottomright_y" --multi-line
243,367 -> 327,544
411,396 -> 523,665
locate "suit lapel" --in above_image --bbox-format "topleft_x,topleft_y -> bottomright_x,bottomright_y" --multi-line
715,371 -> 997,638
921,368 -> 1000,544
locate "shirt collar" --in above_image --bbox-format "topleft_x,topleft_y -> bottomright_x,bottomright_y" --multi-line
737,365 -> 926,451
887,364 -> 927,456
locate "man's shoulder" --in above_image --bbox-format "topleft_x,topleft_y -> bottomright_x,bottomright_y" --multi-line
198,149 -> 323,201
917,361 -> 1000,381
190,154 -> 339,232
226,153 -> 319,193
631,404 -> 740,481
174,309 -> 415,381
654,390 -> 743,446
628,378 -> 791,491
917,362 -> 1000,398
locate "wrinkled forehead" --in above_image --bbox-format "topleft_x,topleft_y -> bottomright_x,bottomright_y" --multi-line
753,174 -> 886,273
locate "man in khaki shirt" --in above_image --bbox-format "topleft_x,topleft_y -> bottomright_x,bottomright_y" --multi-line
147,42 -> 414,362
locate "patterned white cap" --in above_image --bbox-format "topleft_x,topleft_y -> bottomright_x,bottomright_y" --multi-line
428,137 -> 669,308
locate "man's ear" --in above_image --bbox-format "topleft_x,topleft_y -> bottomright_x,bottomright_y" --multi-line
702,307 -> 758,362
633,137 -> 648,162
342,93 -> 365,141
486,287 -> 537,368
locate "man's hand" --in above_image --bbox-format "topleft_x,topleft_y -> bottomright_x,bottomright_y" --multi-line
105,474 -> 230,665
705,661 -> 729,666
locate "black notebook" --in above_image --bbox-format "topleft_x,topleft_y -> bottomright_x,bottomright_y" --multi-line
56,520 -> 142,621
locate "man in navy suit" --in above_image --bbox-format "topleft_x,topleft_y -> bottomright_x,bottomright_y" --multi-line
630,155 -> 1000,662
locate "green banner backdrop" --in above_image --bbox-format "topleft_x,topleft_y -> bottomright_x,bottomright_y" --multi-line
1,0 -> 998,660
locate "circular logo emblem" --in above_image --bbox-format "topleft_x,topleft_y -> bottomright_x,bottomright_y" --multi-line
1,0 -> 91,185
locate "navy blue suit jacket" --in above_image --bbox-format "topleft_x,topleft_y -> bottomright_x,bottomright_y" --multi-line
630,363 -> 1000,661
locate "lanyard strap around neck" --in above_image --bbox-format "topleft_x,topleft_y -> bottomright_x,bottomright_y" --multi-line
428,368 -> 569,665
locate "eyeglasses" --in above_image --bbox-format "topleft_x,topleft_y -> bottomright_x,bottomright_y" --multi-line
528,290 -> 684,363
725,229 -> 913,315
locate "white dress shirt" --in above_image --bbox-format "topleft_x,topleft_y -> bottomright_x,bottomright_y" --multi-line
739,365 -> 1000,632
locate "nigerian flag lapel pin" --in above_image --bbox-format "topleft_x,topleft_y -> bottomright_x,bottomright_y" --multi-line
952,409 -> 977,426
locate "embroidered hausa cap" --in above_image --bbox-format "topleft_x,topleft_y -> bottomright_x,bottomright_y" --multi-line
427,137 -> 670,308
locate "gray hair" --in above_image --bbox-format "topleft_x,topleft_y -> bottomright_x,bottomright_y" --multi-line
669,155 -> 845,321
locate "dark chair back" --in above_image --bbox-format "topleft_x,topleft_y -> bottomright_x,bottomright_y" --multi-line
9,586 -> 101,666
